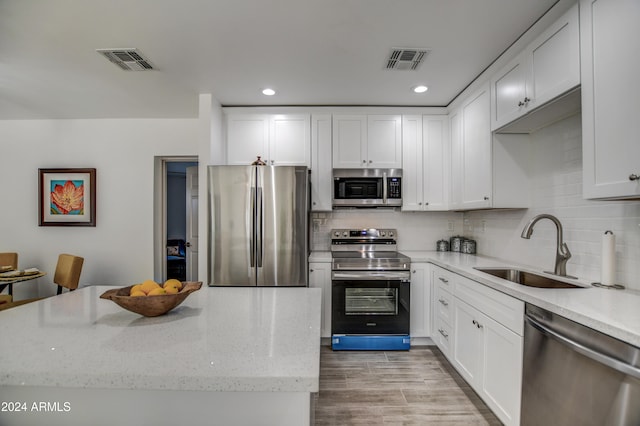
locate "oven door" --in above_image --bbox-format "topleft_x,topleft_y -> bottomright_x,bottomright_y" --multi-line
332,279 -> 410,335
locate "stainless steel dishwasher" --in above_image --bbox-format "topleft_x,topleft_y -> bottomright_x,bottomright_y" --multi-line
522,304 -> 640,426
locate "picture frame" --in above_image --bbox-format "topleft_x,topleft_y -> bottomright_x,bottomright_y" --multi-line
39,168 -> 96,227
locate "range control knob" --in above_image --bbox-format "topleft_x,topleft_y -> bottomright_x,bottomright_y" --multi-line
380,231 -> 386,237
389,231 -> 394,237
343,231 -> 348,237
334,231 -> 341,237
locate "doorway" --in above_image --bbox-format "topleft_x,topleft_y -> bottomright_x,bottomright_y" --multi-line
154,157 -> 199,283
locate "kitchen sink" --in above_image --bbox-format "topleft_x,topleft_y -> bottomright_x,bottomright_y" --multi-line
473,267 -> 585,289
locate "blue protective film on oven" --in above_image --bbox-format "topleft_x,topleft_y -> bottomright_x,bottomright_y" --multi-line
331,334 -> 410,351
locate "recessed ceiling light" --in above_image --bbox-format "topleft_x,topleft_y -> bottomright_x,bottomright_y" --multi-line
262,88 -> 276,96
413,85 -> 428,94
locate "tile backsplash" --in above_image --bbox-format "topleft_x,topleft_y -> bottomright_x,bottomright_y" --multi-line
465,114 -> 640,291
312,113 -> 640,291
311,210 -> 463,252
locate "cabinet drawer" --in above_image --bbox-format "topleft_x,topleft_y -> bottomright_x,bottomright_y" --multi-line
433,266 -> 455,289
435,283 -> 453,324
455,276 -> 524,335
434,316 -> 452,358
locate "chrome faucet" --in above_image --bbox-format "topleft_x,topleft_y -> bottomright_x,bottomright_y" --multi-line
521,214 -> 576,278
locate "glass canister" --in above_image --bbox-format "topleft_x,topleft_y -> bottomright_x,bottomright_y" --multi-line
436,239 -> 449,252
462,239 -> 477,254
450,235 -> 464,252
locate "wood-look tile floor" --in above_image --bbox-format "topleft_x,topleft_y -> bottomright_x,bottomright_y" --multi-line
314,345 -> 503,426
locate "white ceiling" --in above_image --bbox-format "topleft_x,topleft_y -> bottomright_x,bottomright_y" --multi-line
0,0 -> 562,119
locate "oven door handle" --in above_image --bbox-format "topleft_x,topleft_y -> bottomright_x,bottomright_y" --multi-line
332,271 -> 410,281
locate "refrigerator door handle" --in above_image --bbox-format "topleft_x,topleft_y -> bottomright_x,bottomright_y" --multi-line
250,186 -> 256,267
257,187 -> 264,268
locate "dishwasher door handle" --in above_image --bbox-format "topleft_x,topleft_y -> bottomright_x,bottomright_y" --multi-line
526,315 -> 640,379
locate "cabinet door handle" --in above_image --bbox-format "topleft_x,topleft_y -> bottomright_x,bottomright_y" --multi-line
518,97 -> 531,107
439,298 -> 449,306
629,174 -> 639,181
438,328 -> 449,339
484,196 -> 490,200
472,319 -> 483,329
438,277 -> 449,283
362,160 -> 366,164
310,269 -> 314,273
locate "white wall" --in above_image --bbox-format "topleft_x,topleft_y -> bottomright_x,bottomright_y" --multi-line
0,118 -> 199,299
465,114 -> 640,291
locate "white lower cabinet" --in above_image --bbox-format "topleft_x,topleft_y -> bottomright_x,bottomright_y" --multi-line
431,266 -> 455,358
453,277 -> 523,426
308,262 -> 331,338
432,265 -> 524,426
409,263 -> 431,339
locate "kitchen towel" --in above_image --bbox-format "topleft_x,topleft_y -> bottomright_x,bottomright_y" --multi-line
601,231 -> 616,286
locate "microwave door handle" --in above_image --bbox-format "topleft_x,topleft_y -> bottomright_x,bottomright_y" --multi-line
382,172 -> 388,204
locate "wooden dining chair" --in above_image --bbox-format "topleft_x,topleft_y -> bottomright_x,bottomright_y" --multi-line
0,252 -> 19,297
0,254 -> 84,311
0,252 -> 18,271
54,254 -> 84,295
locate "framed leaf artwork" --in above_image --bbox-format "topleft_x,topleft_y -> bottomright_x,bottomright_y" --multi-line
39,168 -> 96,227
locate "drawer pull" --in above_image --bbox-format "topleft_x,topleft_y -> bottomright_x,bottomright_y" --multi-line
438,328 -> 449,339
472,319 -> 483,329
438,298 -> 449,307
438,277 -> 449,284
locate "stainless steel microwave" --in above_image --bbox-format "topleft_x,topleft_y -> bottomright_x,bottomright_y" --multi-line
332,169 -> 402,208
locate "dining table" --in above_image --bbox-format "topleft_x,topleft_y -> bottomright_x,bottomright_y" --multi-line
0,269 -> 46,297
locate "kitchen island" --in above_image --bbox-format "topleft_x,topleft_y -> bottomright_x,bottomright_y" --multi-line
0,285 -> 321,426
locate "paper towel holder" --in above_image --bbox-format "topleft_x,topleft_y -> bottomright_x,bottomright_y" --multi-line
592,230 -> 625,290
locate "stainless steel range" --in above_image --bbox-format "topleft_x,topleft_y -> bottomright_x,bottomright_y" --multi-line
330,228 -> 411,350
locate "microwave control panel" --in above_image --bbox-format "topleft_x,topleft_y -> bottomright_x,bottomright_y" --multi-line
388,178 -> 401,198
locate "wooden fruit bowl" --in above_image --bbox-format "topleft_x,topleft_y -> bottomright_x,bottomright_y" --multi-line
100,282 -> 202,317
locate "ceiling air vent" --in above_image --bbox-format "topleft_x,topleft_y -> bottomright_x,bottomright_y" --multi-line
386,48 -> 429,70
96,48 -> 155,71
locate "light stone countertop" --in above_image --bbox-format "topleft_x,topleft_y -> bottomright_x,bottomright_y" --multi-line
0,285 -> 321,392
308,250 -> 640,346
403,251 -> 640,347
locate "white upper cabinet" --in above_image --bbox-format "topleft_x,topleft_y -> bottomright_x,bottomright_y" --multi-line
402,115 -> 449,211
491,3 -> 580,131
226,114 -> 270,165
332,115 -> 402,168
581,0 -> 640,199
226,114 -> 310,166
450,85 -> 530,211
367,115 -> 402,168
450,85 -> 493,210
310,115 -> 333,211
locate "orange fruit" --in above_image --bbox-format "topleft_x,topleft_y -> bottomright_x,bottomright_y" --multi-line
164,283 -> 180,294
130,290 -> 146,297
147,287 -> 167,296
140,280 -> 160,294
164,279 -> 183,290
130,284 -> 143,295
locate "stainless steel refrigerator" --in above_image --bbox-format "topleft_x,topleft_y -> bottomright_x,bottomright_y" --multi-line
208,165 -> 309,286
